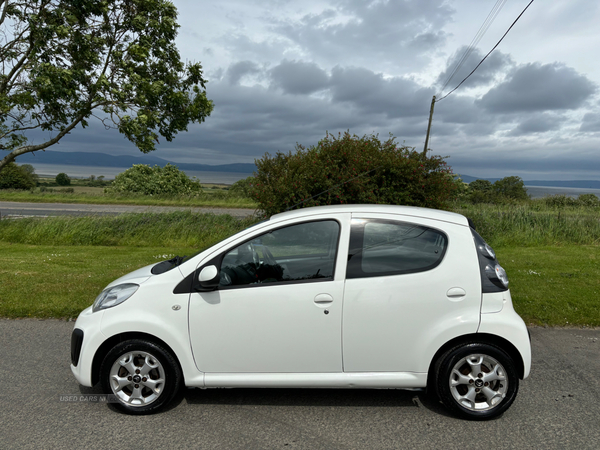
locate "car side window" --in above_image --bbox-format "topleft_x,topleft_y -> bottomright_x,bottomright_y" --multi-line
219,220 -> 340,287
347,219 -> 447,278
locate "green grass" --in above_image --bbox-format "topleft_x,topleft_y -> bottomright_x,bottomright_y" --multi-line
1,242 -> 597,325
0,211 -> 258,247
498,246 -> 600,327
452,202 -> 600,247
0,204 -> 598,325
0,243 -> 195,318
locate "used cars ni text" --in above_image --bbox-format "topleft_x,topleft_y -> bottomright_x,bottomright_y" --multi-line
70,204 -> 531,420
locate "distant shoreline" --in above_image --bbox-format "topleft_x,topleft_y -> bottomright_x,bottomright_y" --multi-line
24,163 -> 600,198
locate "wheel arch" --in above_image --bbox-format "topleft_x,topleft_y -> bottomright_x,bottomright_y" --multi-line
91,332 -> 184,386
426,332 -> 526,390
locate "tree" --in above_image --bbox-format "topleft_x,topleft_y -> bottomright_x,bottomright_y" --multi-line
55,172 -> 70,185
469,179 -> 493,193
0,161 -> 36,189
105,163 -> 202,196
493,176 -> 528,201
0,0 -> 213,173
251,131 -> 459,217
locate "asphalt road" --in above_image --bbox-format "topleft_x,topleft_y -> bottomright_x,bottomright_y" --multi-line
0,201 -> 256,218
0,319 -> 598,449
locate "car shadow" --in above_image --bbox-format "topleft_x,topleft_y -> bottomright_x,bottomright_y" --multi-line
79,383 -> 453,418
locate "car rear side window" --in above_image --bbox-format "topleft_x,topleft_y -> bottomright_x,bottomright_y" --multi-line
347,219 -> 447,278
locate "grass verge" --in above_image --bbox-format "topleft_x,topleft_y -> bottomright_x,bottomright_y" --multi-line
0,241 -> 598,325
0,243 -> 195,318
0,188 -> 257,209
497,246 -> 600,327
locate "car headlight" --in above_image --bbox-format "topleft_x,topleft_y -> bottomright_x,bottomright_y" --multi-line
92,283 -> 139,312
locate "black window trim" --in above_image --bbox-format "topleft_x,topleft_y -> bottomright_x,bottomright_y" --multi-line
346,218 -> 448,279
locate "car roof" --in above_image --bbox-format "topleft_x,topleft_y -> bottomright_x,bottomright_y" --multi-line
269,204 -> 469,226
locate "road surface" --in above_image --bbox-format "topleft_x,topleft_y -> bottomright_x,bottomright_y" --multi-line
0,320 -> 598,449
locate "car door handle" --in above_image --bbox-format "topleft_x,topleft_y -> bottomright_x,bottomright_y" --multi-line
446,287 -> 466,299
314,294 -> 334,305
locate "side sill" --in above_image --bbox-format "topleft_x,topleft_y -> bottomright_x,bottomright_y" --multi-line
200,372 -> 428,389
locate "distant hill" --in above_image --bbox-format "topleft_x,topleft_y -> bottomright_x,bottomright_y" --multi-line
17,151 -> 256,174
458,174 -> 600,190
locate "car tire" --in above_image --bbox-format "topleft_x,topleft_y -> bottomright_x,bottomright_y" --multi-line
436,343 -> 519,420
100,339 -> 182,415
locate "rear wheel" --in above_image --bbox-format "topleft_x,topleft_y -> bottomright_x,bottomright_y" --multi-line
100,339 -> 182,415
436,343 -> 518,420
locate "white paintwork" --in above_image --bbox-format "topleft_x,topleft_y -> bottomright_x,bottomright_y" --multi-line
71,204 -> 531,400
203,372 -> 427,388
478,290 -> 532,378
342,214 -> 482,373
199,265 -> 218,282
188,212 -> 351,373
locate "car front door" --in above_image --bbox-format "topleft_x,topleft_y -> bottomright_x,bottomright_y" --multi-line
188,215 -> 350,374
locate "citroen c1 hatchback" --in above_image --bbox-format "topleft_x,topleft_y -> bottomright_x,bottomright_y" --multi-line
70,204 -> 531,420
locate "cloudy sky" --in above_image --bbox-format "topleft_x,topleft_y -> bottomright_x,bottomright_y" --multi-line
58,0 -> 600,180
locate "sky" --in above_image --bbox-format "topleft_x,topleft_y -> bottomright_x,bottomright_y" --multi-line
40,0 -> 600,180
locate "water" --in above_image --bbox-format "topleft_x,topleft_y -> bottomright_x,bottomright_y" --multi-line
525,185 -> 600,199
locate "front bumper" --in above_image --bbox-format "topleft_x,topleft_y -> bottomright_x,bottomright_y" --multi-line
70,306 -> 107,387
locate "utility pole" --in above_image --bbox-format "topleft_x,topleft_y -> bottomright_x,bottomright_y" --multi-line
422,95 -> 436,157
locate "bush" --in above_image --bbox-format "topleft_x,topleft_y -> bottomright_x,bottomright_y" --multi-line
105,164 -> 202,196
228,176 -> 255,199
251,131 -> 458,217
467,176 -> 529,204
0,162 -> 37,190
577,193 -> 600,207
493,176 -> 528,201
55,173 -> 71,186
543,193 -> 600,208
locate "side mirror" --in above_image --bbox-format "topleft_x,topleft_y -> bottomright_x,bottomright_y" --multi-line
197,265 -> 220,291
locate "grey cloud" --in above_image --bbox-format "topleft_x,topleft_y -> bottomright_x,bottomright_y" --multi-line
225,61 -> 262,85
329,66 -> 434,118
580,112 -> 600,132
479,62 -> 596,113
269,60 -> 329,95
508,113 -> 564,136
274,0 -> 453,72
436,47 -> 514,92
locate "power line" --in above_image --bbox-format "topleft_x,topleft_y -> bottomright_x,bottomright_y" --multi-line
437,0 -> 535,102
438,0 -> 508,96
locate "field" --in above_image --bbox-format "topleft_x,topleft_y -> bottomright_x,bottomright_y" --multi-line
0,197 -> 598,326
0,176 -> 255,208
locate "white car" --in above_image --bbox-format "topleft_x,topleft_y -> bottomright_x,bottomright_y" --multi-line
70,204 -> 531,420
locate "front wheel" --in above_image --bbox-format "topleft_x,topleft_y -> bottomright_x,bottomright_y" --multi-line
100,339 -> 182,415
436,343 -> 519,420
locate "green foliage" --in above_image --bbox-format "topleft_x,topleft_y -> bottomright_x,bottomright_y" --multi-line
542,193 -> 600,208
0,0 -> 213,171
55,172 -> 71,186
0,211 -> 257,247
0,162 -> 37,189
467,176 -> 529,203
252,131 -> 458,217
493,176 -> 529,201
453,203 -> 600,247
106,164 -> 203,196
228,176 -> 255,199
